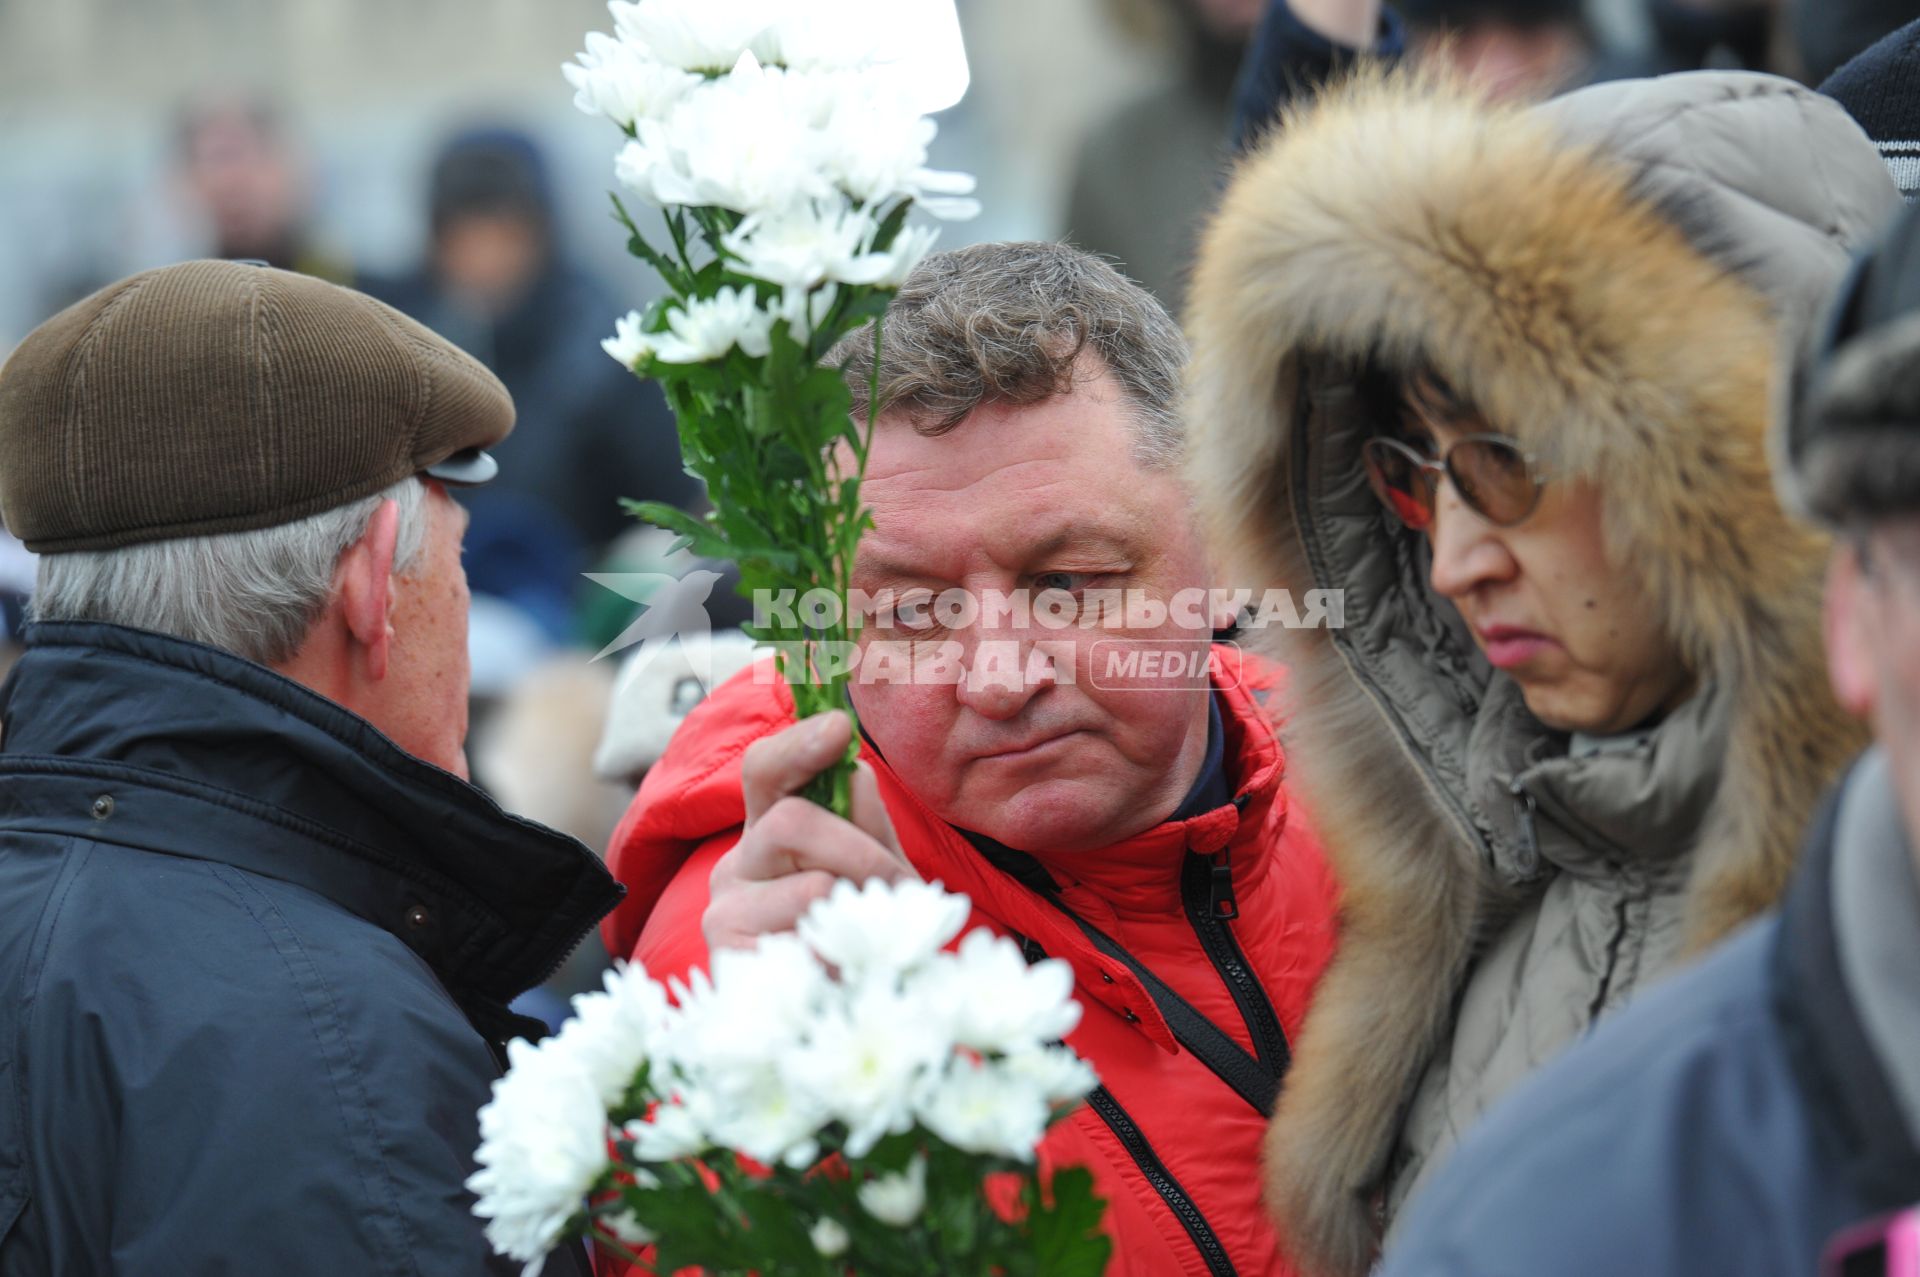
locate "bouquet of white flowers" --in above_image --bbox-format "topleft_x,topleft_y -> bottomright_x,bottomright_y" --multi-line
569,0 -> 978,816
468,879 -> 1112,1275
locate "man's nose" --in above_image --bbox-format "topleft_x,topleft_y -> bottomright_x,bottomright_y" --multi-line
1426,481 -> 1516,600
953,634 -> 1062,720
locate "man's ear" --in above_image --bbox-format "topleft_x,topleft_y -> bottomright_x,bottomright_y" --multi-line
1825,542 -> 1876,721
338,499 -> 399,683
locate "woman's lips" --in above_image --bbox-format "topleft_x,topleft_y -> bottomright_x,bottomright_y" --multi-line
1477,627 -> 1557,670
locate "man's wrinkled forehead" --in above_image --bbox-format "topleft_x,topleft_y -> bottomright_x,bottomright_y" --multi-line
853,514 -> 1153,587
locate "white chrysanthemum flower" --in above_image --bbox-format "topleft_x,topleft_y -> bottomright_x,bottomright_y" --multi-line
609,0 -> 782,73
782,976 -> 951,1156
810,77 -> 979,218
564,31 -> 701,129
868,225 -> 941,288
798,878 -> 971,984
710,932 -> 830,1039
615,60 -> 835,214
554,962 -> 673,1107
857,1153 -> 928,1227
1000,1044 -> 1100,1106
810,1215 -> 852,1258
925,929 -> 1082,1054
768,0 -> 895,73
726,203 -> 939,294
654,942 -> 831,1168
704,1060 -> 830,1169
468,1037 -> 612,1265
775,283 -> 840,343
649,286 -> 774,364
602,310 -> 656,369
722,203 -> 878,290
622,1091 -> 712,1163
916,1053 -> 1052,1161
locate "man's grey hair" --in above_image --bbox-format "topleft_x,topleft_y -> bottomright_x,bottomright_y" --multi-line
828,241 -> 1188,467
31,477 -> 428,667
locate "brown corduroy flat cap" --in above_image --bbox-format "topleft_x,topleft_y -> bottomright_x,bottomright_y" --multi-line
0,259 -> 515,552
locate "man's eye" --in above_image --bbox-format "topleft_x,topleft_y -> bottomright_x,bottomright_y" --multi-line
1034,572 -> 1092,593
890,590 -> 938,631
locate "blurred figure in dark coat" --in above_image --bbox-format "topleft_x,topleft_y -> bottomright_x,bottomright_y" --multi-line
366,129 -> 696,640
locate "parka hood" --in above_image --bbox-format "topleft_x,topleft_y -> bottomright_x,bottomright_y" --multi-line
1183,70 -> 1894,1276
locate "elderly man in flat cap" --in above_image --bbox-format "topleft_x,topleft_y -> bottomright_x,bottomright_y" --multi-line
0,261 -> 620,1276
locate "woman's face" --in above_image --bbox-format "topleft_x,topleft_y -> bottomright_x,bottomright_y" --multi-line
1402,409 -> 1693,735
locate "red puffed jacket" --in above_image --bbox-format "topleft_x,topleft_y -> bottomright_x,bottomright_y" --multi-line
601,644 -> 1339,1276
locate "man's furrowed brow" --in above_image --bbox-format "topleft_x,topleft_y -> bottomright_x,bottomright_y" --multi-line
1023,521 -> 1142,564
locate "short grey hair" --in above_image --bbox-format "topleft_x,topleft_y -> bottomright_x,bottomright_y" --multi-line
828,241 -> 1189,467
31,476 -> 428,667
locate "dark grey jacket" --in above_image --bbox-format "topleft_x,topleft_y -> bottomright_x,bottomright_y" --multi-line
0,622 -> 622,1275
1379,753 -> 1920,1276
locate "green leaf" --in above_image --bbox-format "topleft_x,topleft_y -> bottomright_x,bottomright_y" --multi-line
1025,1166 -> 1113,1277
870,198 -> 913,253
621,500 -> 734,560
610,193 -> 691,295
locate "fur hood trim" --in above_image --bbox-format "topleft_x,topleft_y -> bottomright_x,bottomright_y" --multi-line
1183,71 -> 1892,1276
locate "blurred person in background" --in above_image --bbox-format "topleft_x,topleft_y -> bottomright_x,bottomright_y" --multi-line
592,628 -> 763,794
1062,0 -> 1264,303
1231,0 -> 1920,150
472,652 -> 634,1033
1796,0 -> 1920,81
1395,0 -> 1597,98
174,93 -> 349,281
1823,16 -> 1920,202
365,127 -> 697,645
0,260 -> 617,1275
1229,0 -> 1593,151
1376,188 -> 1920,1277
1184,68 -> 1894,1275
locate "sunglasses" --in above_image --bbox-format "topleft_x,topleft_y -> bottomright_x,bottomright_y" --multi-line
1360,433 -> 1546,531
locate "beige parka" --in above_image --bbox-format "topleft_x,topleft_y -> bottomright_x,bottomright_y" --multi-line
1183,70 -> 1897,1277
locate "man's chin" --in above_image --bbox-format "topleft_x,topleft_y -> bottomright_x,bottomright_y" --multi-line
954,778 -> 1136,855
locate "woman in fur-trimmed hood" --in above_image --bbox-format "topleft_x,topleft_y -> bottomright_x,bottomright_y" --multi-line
1184,70 -> 1898,1276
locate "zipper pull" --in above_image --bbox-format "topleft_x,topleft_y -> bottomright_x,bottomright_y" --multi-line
1508,778 -> 1543,880
1208,849 -> 1239,920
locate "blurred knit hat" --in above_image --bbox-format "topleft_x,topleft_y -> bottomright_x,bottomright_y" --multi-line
429,128 -> 554,234
1786,198 -> 1920,524
1821,18 -> 1920,203
0,259 -> 512,552
594,630 -> 764,783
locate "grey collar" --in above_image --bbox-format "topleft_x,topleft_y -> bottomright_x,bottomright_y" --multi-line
1832,747 -> 1920,1150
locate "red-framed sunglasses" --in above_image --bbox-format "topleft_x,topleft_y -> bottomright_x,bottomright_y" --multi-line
1360,433 -> 1548,531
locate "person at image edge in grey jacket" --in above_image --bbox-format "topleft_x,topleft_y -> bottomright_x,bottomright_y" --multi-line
0,261 -> 621,1275
1184,69 -> 1898,1277
1377,189 -> 1920,1277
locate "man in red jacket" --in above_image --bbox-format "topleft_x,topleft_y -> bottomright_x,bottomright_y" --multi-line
604,241 -> 1338,1276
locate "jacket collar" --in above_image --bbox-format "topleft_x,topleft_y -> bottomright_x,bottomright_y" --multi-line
860,648 -> 1290,1051
1775,758 -> 1920,1211
0,622 -> 622,1019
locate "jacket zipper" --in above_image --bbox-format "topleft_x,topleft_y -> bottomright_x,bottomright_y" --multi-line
1180,802 -> 1291,1077
1085,1085 -> 1238,1277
